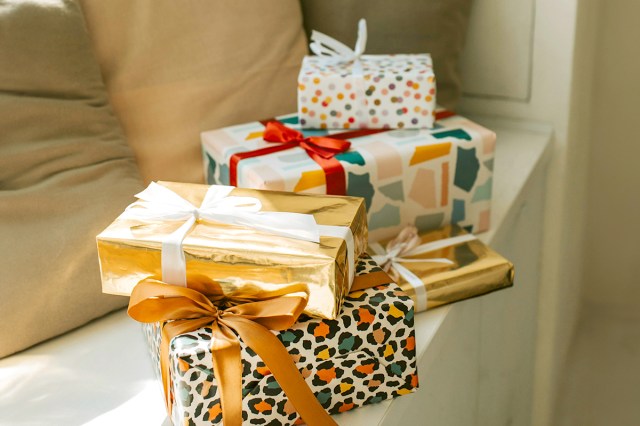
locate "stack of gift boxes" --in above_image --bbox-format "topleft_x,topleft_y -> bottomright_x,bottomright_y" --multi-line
96,20 -> 514,425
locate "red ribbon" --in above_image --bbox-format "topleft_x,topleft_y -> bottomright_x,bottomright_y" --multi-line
231,121 -> 363,195
228,110 -> 456,195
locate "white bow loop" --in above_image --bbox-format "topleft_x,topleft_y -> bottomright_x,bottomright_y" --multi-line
309,18 -> 367,62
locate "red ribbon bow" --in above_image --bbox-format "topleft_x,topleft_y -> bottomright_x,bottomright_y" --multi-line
230,121 -> 355,195
263,120 -> 351,159
229,111 -> 457,195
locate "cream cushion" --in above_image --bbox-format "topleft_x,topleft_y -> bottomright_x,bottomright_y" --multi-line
81,0 -> 308,184
0,0 -> 143,358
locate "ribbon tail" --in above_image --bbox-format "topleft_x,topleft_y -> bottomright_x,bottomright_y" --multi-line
393,257 -> 454,265
228,317 -> 338,426
232,211 -> 321,243
210,322 -> 244,426
161,216 -> 196,286
392,262 -> 429,312
403,233 -> 477,256
308,152 -> 346,195
368,242 -> 385,256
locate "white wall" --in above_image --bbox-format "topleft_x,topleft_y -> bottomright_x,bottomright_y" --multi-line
582,0 -> 640,315
458,0 -> 599,423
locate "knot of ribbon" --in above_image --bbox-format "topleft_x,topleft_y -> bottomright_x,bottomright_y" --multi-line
230,120 -> 353,195
263,121 -> 352,195
120,182 -> 321,286
369,226 -> 477,312
263,120 -> 352,161
310,18 -> 367,63
128,279 -> 337,426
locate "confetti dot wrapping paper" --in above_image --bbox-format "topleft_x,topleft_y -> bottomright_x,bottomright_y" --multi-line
298,54 -> 437,130
201,111 -> 495,242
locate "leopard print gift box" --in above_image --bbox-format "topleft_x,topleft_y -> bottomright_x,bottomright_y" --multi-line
143,256 -> 418,425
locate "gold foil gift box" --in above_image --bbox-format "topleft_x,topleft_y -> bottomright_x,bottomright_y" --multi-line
368,225 -> 514,312
97,181 -> 367,319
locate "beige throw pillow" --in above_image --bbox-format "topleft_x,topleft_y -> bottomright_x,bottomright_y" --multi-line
0,0 -> 143,357
300,0 -> 473,109
80,0 -> 309,184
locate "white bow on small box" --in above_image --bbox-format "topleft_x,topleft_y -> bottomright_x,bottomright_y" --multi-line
298,18 -> 436,129
308,19 -> 369,123
309,18 -> 368,63
369,226 -> 477,312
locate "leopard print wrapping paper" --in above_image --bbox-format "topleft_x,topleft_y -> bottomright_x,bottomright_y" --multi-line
142,255 -> 418,425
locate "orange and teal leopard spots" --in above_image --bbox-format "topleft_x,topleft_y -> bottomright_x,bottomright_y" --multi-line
355,363 -> 375,375
316,348 -> 331,360
404,335 -> 416,352
178,358 -> 190,374
256,366 -> 271,376
254,400 -> 272,413
383,343 -> 395,358
199,381 -> 213,398
316,367 -> 337,383
387,304 -> 404,319
207,403 -> 221,420
338,402 -> 355,413
357,307 -> 375,326
313,322 -> 330,338
367,379 -> 382,388
339,382 -> 353,394
411,373 -> 419,388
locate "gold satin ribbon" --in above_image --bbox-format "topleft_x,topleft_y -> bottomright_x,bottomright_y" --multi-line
128,270 -> 393,426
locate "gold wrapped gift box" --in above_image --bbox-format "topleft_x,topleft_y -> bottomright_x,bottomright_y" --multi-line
97,181 -> 367,319
368,225 -> 514,312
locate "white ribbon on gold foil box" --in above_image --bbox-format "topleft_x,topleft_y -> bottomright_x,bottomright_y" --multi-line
96,181 -> 368,319
369,225 -> 514,312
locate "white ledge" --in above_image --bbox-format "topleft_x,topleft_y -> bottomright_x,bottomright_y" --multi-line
334,115 -> 552,425
0,117 -> 552,426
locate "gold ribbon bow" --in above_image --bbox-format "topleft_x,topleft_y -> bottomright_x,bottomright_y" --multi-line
128,278 -> 336,426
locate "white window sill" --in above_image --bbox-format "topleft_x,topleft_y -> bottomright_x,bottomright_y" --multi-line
0,117 -> 552,426
337,116 -> 552,425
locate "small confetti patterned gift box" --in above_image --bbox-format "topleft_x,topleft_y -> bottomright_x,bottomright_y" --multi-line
201,110 -> 496,242
298,55 -> 436,130
298,19 -> 437,130
142,256 -> 418,425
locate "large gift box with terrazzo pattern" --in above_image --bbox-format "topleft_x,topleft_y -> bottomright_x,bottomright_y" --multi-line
298,54 -> 437,129
143,257 -> 418,425
202,111 -> 495,242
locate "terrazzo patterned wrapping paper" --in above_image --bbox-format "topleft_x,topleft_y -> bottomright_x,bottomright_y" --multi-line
298,54 -> 437,130
142,257 -> 418,425
201,111 -> 496,242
